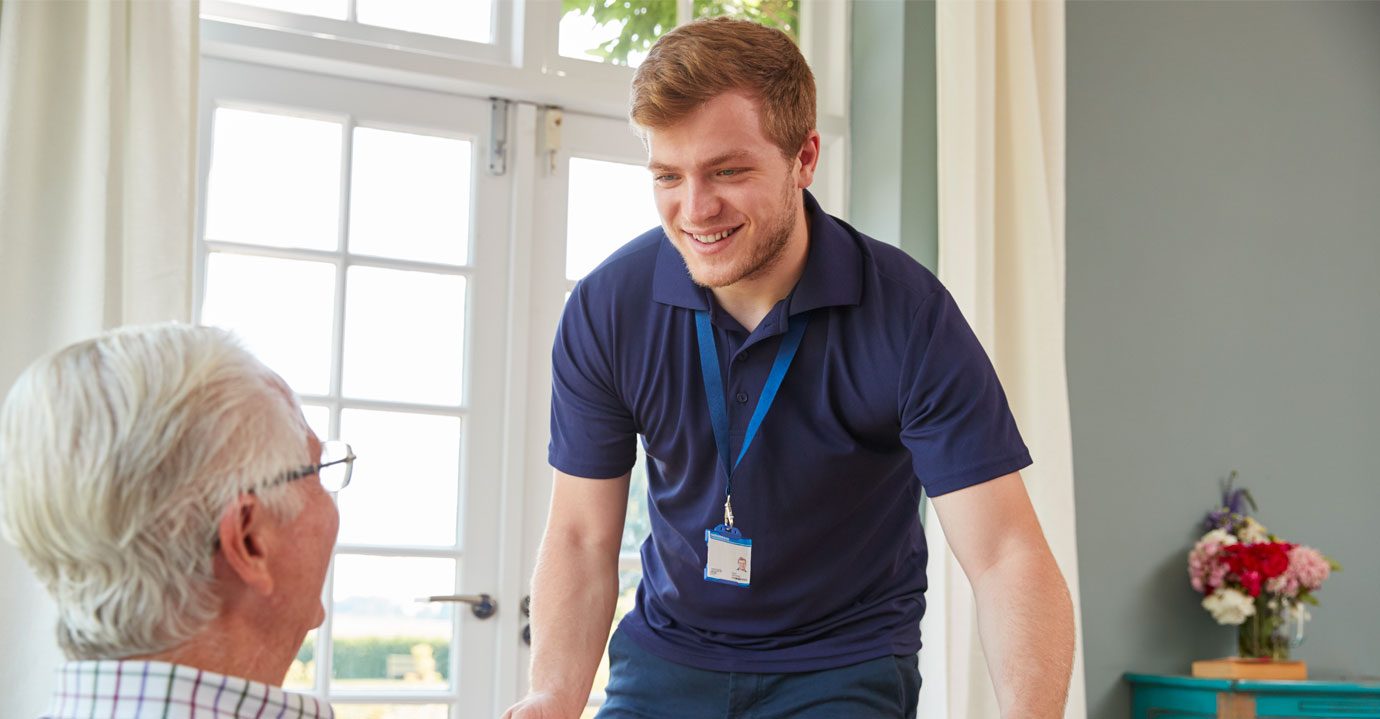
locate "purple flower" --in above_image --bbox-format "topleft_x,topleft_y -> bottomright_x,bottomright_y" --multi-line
1203,471 -> 1257,531
1203,508 -> 1232,531
1224,486 -> 1251,516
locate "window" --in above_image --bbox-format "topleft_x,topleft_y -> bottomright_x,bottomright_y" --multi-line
196,61 -> 514,716
202,0 -> 506,62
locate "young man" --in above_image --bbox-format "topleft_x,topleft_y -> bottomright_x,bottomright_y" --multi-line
505,18 -> 1074,719
0,325 -> 349,718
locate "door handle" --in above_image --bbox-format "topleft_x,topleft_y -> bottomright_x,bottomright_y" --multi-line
521,594 -> 532,646
418,593 -> 498,620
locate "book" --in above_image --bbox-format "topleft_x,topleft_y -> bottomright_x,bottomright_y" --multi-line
1191,657 -> 1308,680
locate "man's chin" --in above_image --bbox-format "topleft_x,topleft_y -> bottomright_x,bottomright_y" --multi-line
684,258 -> 743,289
689,272 -> 729,289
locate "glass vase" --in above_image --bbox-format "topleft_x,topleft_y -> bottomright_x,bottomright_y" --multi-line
1237,596 -> 1292,660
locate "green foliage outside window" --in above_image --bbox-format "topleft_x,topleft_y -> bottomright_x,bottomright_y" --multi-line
297,638 -> 452,681
561,0 -> 799,67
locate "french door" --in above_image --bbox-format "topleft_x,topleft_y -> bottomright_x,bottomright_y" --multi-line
196,58 -> 513,719
196,65 -> 840,716
519,109 -> 660,716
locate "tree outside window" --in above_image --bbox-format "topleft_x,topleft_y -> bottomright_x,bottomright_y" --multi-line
561,0 -> 799,67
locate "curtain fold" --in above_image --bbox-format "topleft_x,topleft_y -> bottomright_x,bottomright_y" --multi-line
0,1 -> 198,712
921,1 -> 1087,717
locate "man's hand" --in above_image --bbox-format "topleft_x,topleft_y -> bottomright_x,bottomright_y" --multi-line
931,471 -> 1075,719
501,690 -> 584,719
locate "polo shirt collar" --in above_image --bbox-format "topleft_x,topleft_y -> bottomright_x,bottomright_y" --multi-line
651,190 -> 864,316
652,229 -> 709,310
788,190 -> 864,315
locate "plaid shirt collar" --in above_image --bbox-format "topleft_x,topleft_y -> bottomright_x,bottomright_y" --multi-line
43,660 -> 333,719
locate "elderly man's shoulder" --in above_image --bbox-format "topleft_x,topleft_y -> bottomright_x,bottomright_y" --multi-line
38,659 -> 333,719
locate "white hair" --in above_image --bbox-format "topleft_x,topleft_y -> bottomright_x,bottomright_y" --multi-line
0,323 -> 311,659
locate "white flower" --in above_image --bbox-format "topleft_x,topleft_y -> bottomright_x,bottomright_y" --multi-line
1200,528 -> 1239,547
1203,588 -> 1257,626
1238,517 -> 1269,544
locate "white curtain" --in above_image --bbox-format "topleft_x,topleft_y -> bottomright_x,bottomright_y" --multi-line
0,0 -> 198,712
920,1 -> 1087,717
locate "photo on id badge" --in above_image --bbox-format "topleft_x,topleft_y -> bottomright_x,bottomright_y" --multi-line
705,528 -> 752,587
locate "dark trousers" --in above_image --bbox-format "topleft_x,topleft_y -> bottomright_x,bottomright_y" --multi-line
595,628 -> 921,719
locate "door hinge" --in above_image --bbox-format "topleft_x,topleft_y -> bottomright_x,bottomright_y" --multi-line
489,98 -> 511,176
542,106 -> 564,175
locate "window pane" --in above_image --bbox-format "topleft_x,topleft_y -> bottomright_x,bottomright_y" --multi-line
693,0 -> 800,39
224,0 -> 347,20
342,267 -> 466,405
349,127 -> 472,266
332,555 -> 454,691
301,404 -> 331,440
356,0 -> 492,43
201,253 -> 336,396
337,409 -> 460,547
283,630 -> 317,690
206,108 -> 342,251
335,706 -> 449,719
558,0 -> 674,67
621,451 -> 651,554
566,158 -> 660,280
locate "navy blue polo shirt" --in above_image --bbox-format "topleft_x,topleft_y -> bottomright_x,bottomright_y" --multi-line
549,190 -> 1031,673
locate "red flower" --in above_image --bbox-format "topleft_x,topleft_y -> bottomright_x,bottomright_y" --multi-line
1220,542 -> 1294,597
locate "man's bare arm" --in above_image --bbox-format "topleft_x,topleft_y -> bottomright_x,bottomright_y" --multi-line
502,469 -> 630,719
930,472 -> 1075,719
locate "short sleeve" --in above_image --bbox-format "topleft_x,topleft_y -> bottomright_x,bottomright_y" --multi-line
548,283 -> 638,479
898,289 -> 1032,496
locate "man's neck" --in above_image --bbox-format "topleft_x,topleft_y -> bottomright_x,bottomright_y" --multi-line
713,212 -> 811,333
136,617 -> 298,687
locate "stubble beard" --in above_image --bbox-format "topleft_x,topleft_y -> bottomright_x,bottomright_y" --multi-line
681,181 -> 799,290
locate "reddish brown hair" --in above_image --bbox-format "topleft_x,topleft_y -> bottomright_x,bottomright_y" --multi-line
630,17 -> 816,159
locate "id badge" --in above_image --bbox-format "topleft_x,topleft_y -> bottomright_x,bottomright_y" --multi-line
704,524 -> 752,587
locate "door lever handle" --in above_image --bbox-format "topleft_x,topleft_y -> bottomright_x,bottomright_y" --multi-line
418,593 -> 497,620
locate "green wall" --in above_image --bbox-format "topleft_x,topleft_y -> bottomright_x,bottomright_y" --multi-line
853,2 -> 1380,717
849,0 -> 936,267
1067,2 -> 1380,717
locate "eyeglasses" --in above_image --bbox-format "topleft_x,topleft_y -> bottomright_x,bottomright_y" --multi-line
254,440 -> 356,494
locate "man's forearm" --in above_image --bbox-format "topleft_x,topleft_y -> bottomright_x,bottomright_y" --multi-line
527,531 -> 620,717
970,546 -> 1075,719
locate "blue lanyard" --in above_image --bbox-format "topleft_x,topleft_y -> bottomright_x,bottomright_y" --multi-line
695,310 -> 809,515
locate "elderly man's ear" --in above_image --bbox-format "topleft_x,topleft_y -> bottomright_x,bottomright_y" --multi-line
216,495 -> 277,595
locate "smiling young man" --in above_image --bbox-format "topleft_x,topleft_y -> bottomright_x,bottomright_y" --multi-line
504,17 -> 1074,719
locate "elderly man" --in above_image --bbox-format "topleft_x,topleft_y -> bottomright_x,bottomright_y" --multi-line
0,324 -> 350,718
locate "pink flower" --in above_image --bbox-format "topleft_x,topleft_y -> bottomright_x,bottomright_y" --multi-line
1188,530 -> 1235,594
1267,545 -> 1332,596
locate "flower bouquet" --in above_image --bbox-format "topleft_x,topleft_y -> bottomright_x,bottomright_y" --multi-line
1187,472 -> 1340,666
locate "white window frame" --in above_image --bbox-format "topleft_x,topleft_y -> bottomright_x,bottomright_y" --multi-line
201,0 -> 516,66
194,58 -> 516,716
200,1 -> 850,215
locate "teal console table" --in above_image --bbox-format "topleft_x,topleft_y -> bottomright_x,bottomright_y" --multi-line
1125,673 -> 1380,718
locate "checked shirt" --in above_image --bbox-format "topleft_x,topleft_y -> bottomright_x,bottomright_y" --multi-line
41,660 -> 332,719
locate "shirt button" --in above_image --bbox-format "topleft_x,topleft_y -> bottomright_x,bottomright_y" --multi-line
735,392 -> 749,403
735,352 -> 748,362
